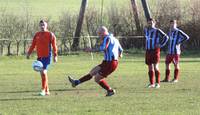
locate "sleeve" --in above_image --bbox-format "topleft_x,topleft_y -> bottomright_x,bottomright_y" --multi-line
27,34 -> 37,55
144,28 -> 148,38
118,39 -> 123,53
177,30 -> 189,44
99,37 -> 110,51
118,39 -> 123,57
158,29 -> 169,47
51,33 -> 58,57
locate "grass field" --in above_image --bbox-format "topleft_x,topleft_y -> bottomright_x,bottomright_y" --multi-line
0,53 -> 200,115
0,0 -> 130,20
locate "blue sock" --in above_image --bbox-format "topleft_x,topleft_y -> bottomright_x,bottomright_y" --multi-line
74,80 -> 80,85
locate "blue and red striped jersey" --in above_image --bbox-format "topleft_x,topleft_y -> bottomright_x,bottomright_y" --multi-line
100,34 -> 123,61
167,28 -> 189,54
144,27 -> 169,50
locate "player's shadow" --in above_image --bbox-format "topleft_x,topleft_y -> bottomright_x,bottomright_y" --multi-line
0,87 -> 95,94
0,90 -> 38,94
0,97 -> 44,102
0,88 -> 81,102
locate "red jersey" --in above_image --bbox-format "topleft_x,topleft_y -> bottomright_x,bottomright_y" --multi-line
28,31 -> 57,58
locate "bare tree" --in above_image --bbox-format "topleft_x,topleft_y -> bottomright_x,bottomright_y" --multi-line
141,0 -> 152,21
131,0 -> 142,34
72,0 -> 88,50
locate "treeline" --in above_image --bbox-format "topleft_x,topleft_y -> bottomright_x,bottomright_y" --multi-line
0,0 -> 199,56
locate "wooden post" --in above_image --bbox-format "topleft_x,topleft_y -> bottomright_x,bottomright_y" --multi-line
141,0 -> 151,21
72,0 -> 88,50
130,0 -> 142,34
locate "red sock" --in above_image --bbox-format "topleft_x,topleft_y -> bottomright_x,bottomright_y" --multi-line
148,71 -> 154,85
155,70 -> 160,84
79,74 -> 92,83
174,69 -> 179,80
165,69 -> 170,81
98,79 -> 111,91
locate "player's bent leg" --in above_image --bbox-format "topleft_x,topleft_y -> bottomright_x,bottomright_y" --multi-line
67,65 -> 100,87
89,65 -> 101,76
94,74 -> 115,96
68,76 -> 80,87
94,74 -> 108,89
78,74 -> 93,84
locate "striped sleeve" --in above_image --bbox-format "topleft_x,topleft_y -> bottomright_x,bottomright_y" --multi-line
157,29 -> 169,47
100,37 -> 110,51
177,30 -> 189,44
116,38 -> 123,53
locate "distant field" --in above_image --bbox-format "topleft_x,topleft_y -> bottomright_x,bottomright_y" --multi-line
0,0 -> 130,20
0,0 -> 191,21
0,53 -> 200,115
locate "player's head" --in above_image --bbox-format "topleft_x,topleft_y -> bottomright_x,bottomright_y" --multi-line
147,18 -> 156,28
39,20 -> 48,31
97,26 -> 109,38
170,19 -> 177,29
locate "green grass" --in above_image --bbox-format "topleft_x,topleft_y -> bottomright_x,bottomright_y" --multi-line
0,0 -> 130,21
0,53 -> 200,115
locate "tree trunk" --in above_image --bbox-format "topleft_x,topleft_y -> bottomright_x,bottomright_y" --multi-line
0,43 -> 3,56
141,0 -> 151,21
23,40 -> 27,55
131,0 -> 142,35
72,0 -> 88,51
7,42 -> 12,56
16,41 -> 21,56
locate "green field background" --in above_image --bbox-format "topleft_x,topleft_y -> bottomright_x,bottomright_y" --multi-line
0,54 -> 200,115
0,0 -> 130,20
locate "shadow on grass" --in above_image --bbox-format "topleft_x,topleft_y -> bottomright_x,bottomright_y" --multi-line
0,97 -> 44,101
0,88 -> 96,94
0,88 -> 97,101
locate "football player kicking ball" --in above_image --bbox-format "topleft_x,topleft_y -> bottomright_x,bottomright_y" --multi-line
27,20 -> 58,96
68,26 -> 123,96
161,20 -> 189,83
144,18 -> 169,88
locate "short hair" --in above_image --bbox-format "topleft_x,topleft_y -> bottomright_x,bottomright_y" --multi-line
39,20 -> 47,24
147,18 -> 156,23
170,19 -> 177,23
39,20 -> 48,27
97,26 -> 108,34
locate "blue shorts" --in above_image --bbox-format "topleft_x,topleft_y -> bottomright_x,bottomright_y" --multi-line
37,57 -> 51,70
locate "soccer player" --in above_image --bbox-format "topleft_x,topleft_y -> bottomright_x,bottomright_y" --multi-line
68,26 -> 123,96
144,18 -> 169,88
161,20 -> 189,83
27,20 -> 58,96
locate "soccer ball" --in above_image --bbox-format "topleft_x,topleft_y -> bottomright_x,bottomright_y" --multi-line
32,60 -> 43,72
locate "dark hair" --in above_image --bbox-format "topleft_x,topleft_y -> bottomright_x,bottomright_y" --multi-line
147,18 -> 155,22
170,19 -> 177,23
39,20 -> 46,24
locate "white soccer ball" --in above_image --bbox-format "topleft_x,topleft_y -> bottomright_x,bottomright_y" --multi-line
32,60 -> 43,72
